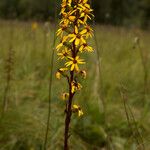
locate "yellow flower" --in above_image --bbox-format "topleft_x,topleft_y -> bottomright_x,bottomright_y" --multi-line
79,0 -> 93,14
56,68 -> 68,79
56,72 -> 61,79
69,26 -> 86,46
57,48 -> 71,59
56,36 -> 68,51
61,92 -> 69,100
65,56 -> 85,71
76,18 -> 85,26
56,24 -> 68,37
72,104 -> 84,117
84,25 -> 93,38
71,81 -> 82,93
61,0 -> 72,14
60,11 -> 76,25
73,104 -> 79,109
79,42 -> 93,52
31,22 -> 38,31
78,1 -> 93,22
80,70 -> 87,79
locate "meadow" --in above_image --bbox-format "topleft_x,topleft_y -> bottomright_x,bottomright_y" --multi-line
0,20 -> 150,150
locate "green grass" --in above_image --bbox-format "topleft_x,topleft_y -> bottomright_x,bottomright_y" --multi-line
0,20 -> 150,150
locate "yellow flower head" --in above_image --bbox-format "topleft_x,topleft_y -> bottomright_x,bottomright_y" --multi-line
56,71 -> 61,79
57,48 -> 71,60
61,0 -> 72,14
80,70 -> 87,79
85,25 -> 93,38
65,56 -> 85,71
72,104 -> 84,117
56,67 -> 68,80
71,81 -> 82,93
61,92 -> 69,100
69,26 -> 86,46
56,36 -> 68,51
57,24 -> 68,37
79,42 -> 93,52
60,11 -> 76,26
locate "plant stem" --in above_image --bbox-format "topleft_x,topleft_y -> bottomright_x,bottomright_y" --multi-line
64,32 -> 76,150
120,85 -> 145,150
43,1 -> 58,149
64,60 -> 75,149
64,81 -> 74,150
2,21 -> 14,116
138,43 -> 148,103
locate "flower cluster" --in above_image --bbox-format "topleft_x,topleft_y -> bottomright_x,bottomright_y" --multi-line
56,0 -> 94,117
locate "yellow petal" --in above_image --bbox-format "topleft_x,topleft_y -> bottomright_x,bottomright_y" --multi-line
75,26 -> 78,34
56,43 -> 63,51
87,46 -> 93,52
67,56 -> 74,60
75,64 -> 79,71
79,45 -> 84,52
78,59 -> 85,64
71,64 -> 75,71
65,61 -> 73,66
73,105 -> 79,109
61,93 -> 69,100
71,86 -> 75,93
75,38 -> 80,45
81,37 -> 86,43
75,56 -> 79,60
80,29 -> 87,35
69,37 -> 76,42
59,68 -> 68,72
78,110 -> 83,117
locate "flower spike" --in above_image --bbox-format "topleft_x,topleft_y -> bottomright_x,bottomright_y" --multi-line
55,0 -> 94,148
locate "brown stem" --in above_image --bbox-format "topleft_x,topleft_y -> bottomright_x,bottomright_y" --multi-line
64,28 -> 76,149
64,71 -> 74,150
64,2 -> 78,148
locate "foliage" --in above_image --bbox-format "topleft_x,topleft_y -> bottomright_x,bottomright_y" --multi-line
0,0 -> 149,28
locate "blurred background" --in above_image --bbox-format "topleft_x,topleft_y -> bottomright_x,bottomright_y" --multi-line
0,0 -> 149,29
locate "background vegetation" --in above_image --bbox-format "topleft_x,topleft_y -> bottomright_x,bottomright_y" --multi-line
0,0 -> 150,28
0,20 -> 150,149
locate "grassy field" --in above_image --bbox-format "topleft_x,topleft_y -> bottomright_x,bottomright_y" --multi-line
0,20 -> 150,150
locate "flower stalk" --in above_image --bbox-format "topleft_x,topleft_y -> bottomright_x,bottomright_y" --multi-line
56,0 -> 94,149
2,23 -> 14,116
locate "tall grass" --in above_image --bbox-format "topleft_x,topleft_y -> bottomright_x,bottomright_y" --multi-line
120,85 -> 145,149
44,0 -> 58,149
2,21 -> 15,115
